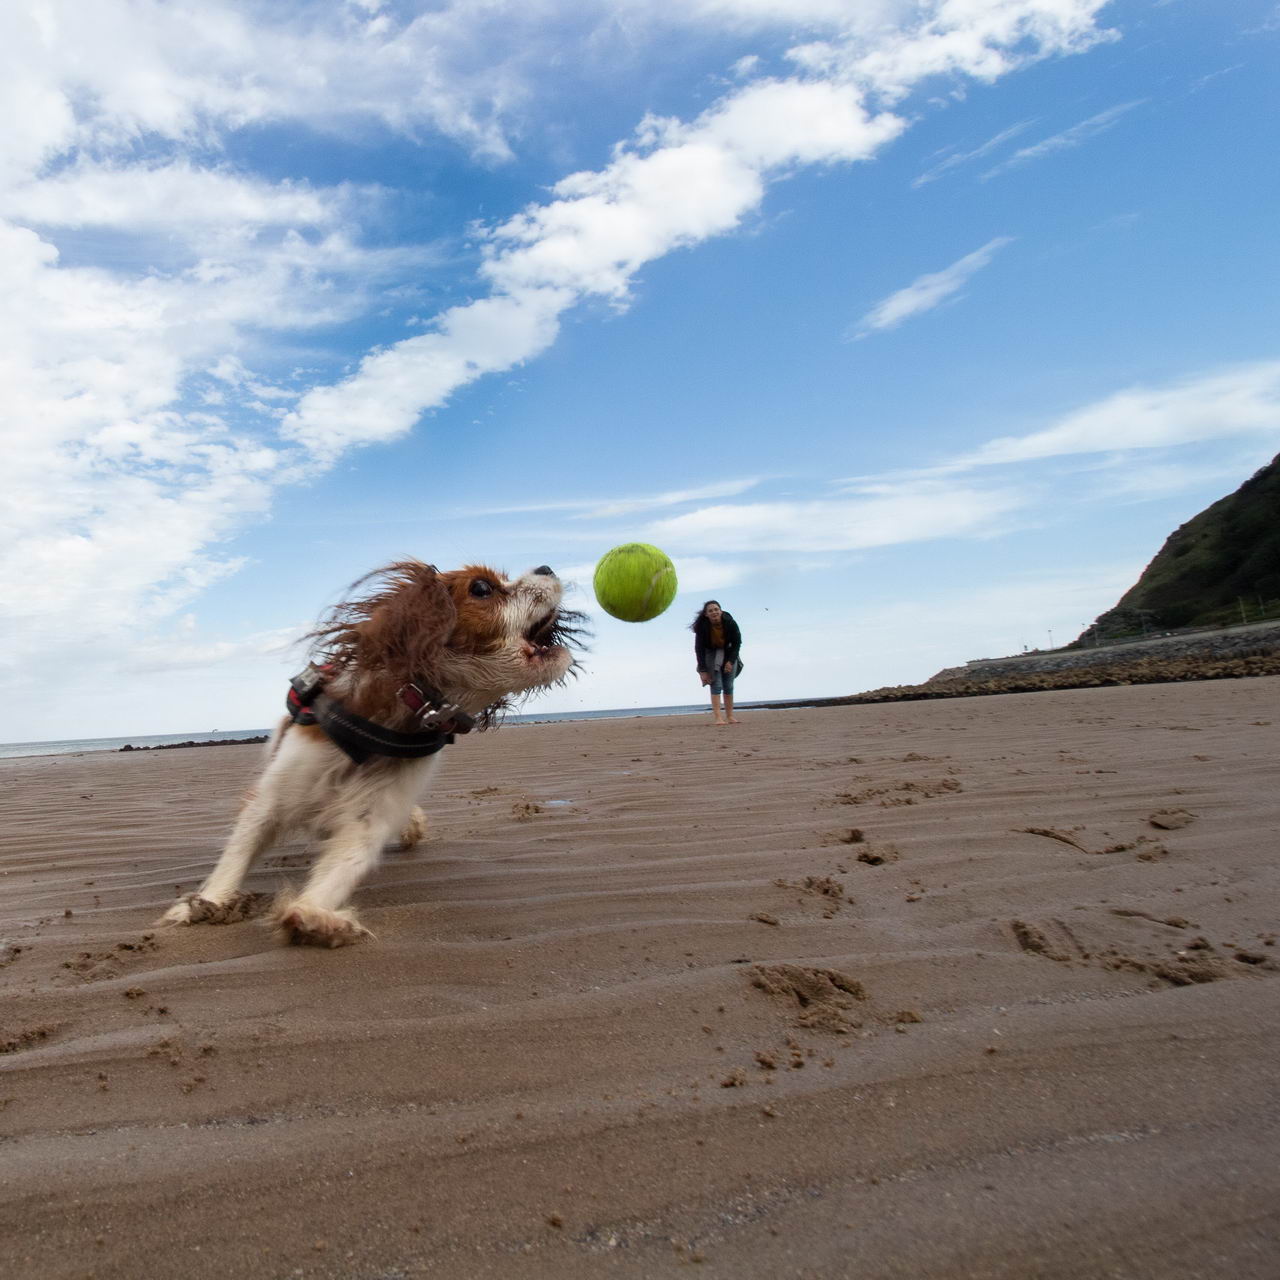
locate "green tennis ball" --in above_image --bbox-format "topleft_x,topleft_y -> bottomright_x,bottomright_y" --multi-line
593,543 -> 678,622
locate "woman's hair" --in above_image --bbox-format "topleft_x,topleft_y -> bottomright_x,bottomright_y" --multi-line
690,600 -> 721,630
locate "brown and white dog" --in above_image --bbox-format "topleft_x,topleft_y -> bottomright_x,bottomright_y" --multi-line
161,560 -> 580,947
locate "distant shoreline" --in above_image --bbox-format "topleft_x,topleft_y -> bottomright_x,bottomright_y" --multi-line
118,735 -> 270,752
806,648 -> 1280,707
5,651 -> 1277,762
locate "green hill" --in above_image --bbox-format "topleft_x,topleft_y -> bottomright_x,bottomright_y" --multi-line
1081,452 -> 1280,641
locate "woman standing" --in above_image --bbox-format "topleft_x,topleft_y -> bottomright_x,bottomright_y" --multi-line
692,600 -> 743,725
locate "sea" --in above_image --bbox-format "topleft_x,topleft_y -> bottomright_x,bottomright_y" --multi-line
0,704 -> 734,760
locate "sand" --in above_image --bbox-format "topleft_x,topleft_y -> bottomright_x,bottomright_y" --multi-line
2,679 -> 1278,1279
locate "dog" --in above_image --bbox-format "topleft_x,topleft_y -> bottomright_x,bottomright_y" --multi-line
161,560 -> 580,946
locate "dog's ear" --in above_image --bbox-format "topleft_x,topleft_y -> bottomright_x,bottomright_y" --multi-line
309,560 -> 457,684
365,561 -> 458,681
407,563 -> 458,655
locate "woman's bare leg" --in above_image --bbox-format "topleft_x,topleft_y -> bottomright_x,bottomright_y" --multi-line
725,692 -> 739,723
710,692 -> 726,724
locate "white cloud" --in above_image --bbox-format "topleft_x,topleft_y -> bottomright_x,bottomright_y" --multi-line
283,3 -> 1114,454
981,100 -> 1146,179
0,1 -> 1117,192
911,120 -> 1036,186
1,161 -> 357,239
1245,5 -> 1280,35
646,477 -> 1027,552
957,361 -> 1280,467
0,208 -> 422,656
122,623 -> 305,675
283,77 -> 905,453
669,556 -> 754,593
0,0 -> 552,180
280,286 -> 574,458
475,478 -> 763,518
1080,444 -> 1280,504
0,0 -> 1122,729
789,0 -> 1114,99
1189,64 -> 1244,94
582,481 -> 764,519
855,236 -> 1013,336
841,561 -> 1144,672
678,0 -> 901,26
613,360 -> 1280,563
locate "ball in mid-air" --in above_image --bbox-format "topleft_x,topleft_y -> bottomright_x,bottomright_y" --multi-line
593,543 -> 678,622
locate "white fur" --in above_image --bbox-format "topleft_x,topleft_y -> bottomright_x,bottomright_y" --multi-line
161,566 -> 570,946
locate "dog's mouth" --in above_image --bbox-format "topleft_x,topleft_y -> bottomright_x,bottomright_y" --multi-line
519,605 -> 587,666
521,609 -> 564,662
520,640 -> 558,663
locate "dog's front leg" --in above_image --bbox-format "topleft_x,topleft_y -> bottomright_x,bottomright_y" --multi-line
398,805 -> 429,850
398,756 -> 443,850
161,793 -> 282,926
271,814 -> 391,947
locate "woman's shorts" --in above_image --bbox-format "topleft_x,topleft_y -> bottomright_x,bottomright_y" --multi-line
706,650 -> 736,695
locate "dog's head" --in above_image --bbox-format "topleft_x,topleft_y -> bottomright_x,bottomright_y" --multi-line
432,562 -> 582,704
308,560 -> 584,720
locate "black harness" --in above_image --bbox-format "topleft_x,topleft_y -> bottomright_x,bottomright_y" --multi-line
287,664 -> 478,766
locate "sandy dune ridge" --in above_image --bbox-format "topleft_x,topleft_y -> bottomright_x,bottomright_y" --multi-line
2,680 -> 1278,1278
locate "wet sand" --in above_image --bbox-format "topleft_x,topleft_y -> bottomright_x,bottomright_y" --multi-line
2,679 -> 1278,1278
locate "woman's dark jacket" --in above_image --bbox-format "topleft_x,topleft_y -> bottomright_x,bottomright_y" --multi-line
693,612 -> 742,673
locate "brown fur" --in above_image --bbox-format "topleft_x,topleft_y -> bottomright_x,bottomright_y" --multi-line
306,561 -> 458,722
439,565 -> 516,652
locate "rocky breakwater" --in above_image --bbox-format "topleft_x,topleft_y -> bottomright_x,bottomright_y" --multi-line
788,622 -> 1280,709
942,619 -> 1280,684
119,735 -> 268,752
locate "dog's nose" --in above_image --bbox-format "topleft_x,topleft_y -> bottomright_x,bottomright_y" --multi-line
532,565 -> 555,577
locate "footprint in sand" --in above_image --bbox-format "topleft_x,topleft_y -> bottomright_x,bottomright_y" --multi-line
835,777 -> 962,807
770,875 -> 849,919
1,1024 -> 60,1055
1009,918 -> 1086,963
749,963 -> 867,1032
1015,826 -> 1169,860
1148,809 -> 1196,830
1008,917 -> 1269,986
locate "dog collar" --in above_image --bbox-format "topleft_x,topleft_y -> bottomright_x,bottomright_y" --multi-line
287,665 -> 478,765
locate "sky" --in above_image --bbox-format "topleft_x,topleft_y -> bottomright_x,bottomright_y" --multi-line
3,0 -> 1279,742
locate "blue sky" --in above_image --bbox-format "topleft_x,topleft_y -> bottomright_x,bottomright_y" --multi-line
3,0 -> 1279,741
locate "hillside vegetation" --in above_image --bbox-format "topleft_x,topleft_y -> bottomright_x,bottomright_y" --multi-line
1082,452 -> 1280,641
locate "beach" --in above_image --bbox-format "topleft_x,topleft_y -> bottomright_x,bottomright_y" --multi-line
2,678 -> 1278,1279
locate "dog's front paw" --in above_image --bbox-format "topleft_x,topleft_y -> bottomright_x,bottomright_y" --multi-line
160,897 -> 199,926
159,892 -> 266,927
271,896 -> 372,948
398,805 -> 429,850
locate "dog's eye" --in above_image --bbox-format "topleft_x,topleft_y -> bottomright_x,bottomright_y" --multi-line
469,579 -> 493,598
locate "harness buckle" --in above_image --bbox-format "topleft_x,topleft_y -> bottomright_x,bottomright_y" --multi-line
398,683 -> 475,734
288,664 -> 330,724
419,702 -> 472,731
291,663 -> 328,702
